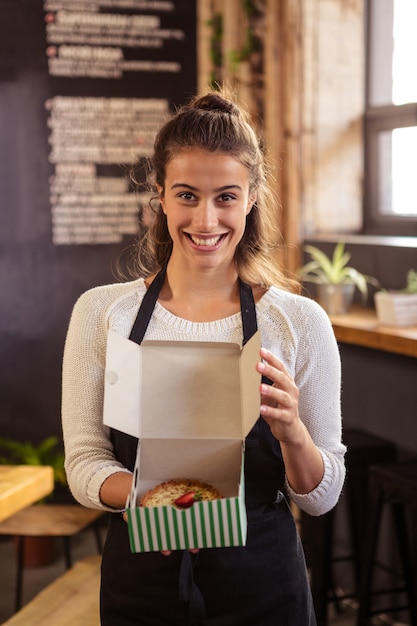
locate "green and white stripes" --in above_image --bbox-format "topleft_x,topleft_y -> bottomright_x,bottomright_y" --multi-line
127,496 -> 247,552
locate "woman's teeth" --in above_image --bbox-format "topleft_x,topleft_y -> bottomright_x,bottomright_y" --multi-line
190,235 -> 222,246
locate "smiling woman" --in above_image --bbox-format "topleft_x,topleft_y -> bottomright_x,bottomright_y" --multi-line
62,89 -> 346,626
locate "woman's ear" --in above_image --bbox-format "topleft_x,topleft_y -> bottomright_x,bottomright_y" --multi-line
246,193 -> 257,215
156,184 -> 166,213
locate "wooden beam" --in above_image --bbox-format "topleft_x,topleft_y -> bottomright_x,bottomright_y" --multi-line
197,0 -> 213,93
280,0 -> 303,275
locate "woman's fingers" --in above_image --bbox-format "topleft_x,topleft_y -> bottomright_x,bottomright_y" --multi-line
257,348 -> 300,441
161,548 -> 199,557
258,348 -> 291,383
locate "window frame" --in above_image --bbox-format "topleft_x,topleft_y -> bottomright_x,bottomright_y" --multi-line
363,0 -> 417,237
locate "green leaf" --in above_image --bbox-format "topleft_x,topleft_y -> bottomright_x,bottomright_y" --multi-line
298,242 -> 379,298
0,436 -> 66,487
405,269 -> 417,294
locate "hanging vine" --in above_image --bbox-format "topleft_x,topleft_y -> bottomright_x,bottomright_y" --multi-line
206,0 -> 266,122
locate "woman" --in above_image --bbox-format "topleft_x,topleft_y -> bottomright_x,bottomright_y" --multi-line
62,90 -> 346,625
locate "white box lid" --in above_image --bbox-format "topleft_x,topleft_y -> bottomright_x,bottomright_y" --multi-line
103,329 -> 261,440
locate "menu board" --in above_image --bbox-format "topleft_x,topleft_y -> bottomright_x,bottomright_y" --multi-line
43,1 -> 197,245
0,0 -> 196,441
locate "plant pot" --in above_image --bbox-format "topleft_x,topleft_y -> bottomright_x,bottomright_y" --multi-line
316,283 -> 355,315
374,291 -> 417,327
14,535 -> 56,568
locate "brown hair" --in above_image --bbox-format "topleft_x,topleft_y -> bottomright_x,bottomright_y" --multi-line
131,89 -> 298,291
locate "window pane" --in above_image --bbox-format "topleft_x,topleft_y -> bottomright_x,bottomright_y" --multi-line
393,0 -> 417,104
369,0 -> 417,106
378,127 -> 417,216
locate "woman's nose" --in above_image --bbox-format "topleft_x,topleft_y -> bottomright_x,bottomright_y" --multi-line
193,200 -> 217,230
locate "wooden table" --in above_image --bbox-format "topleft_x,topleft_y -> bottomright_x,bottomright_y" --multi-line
0,465 -> 54,522
330,307 -> 417,358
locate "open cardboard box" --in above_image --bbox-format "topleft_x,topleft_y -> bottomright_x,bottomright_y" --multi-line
103,329 -> 261,552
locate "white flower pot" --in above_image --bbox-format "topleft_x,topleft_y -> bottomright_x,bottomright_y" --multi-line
374,291 -> 417,327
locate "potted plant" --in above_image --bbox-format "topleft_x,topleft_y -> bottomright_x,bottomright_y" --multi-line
298,242 -> 379,315
374,269 -> 417,327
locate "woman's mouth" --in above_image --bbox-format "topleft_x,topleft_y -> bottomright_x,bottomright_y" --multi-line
186,233 -> 226,247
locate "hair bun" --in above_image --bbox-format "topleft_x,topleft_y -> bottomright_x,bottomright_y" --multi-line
194,92 -> 240,116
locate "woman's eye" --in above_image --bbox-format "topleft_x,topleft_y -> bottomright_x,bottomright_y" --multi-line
219,193 -> 236,202
178,192 -> 195,200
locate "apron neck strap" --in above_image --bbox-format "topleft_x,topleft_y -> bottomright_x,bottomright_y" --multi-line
129,266 -> 166,344
129,266 -> 257,345
240,280 -> 258,346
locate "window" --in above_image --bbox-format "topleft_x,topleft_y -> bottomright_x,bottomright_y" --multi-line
365,0 -> 417,235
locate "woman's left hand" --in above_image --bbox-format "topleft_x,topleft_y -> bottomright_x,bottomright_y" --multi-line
256,347 -> 304,445
256,348 -> 325,494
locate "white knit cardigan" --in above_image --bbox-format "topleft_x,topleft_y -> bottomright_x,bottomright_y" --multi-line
62,278 -> 346,516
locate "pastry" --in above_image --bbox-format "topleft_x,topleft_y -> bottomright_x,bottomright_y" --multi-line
140,478 -> 223,509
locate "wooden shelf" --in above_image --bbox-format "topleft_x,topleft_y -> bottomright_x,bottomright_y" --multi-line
330,307 -> 417,358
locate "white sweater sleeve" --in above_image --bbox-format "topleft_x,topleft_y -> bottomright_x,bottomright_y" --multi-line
283,297 -> 346,516
61,284 -> 136,511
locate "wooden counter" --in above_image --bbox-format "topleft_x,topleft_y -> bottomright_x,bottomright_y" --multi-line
0,465 -> 54,522
330,307 -> 417,358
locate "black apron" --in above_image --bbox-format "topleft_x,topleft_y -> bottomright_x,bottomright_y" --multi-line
100,269 -> 316,626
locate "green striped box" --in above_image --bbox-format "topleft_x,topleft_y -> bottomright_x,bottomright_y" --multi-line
127,494 -> 247,552
127,462 -> 248,553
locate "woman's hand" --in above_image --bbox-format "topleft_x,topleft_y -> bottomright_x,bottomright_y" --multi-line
256,347 -> 324,494
256,347 -> 303,445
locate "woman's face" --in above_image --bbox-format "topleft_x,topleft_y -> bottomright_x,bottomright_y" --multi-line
158,148 -> 255,272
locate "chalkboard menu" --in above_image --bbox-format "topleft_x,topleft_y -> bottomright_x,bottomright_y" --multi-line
0,0 -> 197,442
